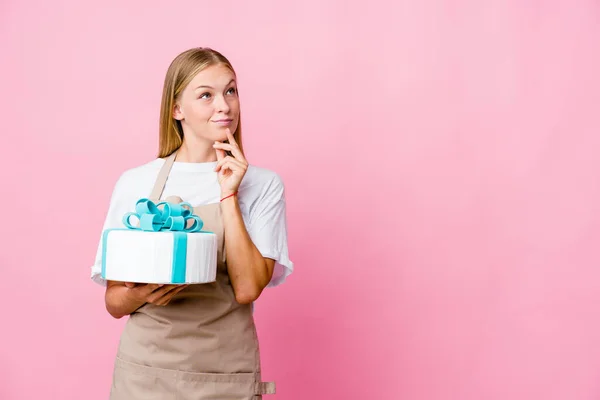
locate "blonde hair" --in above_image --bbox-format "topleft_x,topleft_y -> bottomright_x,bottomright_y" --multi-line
157,47 -> 244,158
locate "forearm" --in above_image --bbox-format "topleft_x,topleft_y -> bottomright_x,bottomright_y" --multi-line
105,282 -> 146,319
220,197 -> 272,304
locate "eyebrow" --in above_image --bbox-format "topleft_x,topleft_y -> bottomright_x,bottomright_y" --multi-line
194,79 -> 236,91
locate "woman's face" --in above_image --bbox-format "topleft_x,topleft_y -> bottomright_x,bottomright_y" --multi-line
174,64 -> 240,143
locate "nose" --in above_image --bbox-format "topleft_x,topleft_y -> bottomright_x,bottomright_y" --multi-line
214,94 -> 230,114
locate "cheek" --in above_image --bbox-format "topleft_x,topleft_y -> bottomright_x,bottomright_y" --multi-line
231,99 -> 241,114
187,102 -> 214,121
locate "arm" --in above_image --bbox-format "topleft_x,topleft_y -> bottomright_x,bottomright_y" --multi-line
221,197 -> 275,304
105,281 -> 189,319
105,281 -> 147,319
213,130 -> 277,304
94,175 -> 190,318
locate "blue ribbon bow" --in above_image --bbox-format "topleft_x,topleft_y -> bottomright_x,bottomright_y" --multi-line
122,198 -> 204,233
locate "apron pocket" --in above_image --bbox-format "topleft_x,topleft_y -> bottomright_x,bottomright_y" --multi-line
111,356 -> 275,400
176,370 -> 275,400
111,357 -> 178,400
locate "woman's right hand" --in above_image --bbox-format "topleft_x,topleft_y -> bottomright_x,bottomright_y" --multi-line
124,282 -> 189,306
105,281 -> 189,318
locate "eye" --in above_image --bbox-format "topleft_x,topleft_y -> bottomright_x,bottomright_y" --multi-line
226,87 -> 237,95
199,92 -> 211,99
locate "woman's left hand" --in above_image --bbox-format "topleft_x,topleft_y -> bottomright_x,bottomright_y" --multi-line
213,129 -> 248,197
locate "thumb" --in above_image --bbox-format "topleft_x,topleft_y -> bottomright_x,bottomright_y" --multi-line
215,147 -> 226,162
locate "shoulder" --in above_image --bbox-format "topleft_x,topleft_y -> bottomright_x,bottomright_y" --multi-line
112,158 -> 164,190
115,158 -> 163,187
109,158 -> 164,203
241,164 -> 286,202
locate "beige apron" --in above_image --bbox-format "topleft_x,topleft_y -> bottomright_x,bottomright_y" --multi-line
109,151 -> 275,400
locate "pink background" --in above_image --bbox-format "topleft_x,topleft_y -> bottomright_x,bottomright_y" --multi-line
2,1 -> 600,399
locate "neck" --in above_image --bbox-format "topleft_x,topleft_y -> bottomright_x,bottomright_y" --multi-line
175,136 -> 216,163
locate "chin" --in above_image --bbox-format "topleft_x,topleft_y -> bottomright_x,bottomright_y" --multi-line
217,125 -> 238,138
196,123 -> 238,142
215,130 -> 230,141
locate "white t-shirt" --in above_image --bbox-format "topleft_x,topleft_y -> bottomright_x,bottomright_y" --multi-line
90,158 -> 294,288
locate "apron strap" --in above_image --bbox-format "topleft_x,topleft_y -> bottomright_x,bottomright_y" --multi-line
149,151 -> 177,202
255,381 -> 276,395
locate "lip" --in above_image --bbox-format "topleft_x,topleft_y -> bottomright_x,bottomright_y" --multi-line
212,119 -> 233,125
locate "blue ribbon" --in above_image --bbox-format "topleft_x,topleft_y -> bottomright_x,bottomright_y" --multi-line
122,198 -> 205,233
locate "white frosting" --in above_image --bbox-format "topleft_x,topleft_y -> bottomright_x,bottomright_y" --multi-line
102,230 -> 218,284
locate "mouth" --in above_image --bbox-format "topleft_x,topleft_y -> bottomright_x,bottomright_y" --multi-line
212,119 -> 233,125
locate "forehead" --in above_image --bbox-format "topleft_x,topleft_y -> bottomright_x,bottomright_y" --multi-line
188,64 -> 236,88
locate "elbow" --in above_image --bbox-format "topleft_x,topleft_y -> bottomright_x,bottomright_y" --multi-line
105,303 -> 126,319
104,292 -> 127,319
233,259 -> 273,304
234,284 -> 263,305
109,312 -> 126,320
235,290 -> 260,305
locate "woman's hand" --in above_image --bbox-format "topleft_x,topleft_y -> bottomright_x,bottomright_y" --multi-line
124,282 -> 189,306
213,129 -> 248,198
105,281 -> 190,318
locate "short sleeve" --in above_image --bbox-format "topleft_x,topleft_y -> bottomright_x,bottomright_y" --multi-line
246,174 -> 294,288
89,174 -> 134,286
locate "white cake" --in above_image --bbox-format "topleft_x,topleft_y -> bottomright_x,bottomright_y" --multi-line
101,229 -> 218,284
100,197 -> 218,284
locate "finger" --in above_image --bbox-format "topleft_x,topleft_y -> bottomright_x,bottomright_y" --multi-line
214,156 -> 229,173
215,156 -> 246,173
150,285 -> 188,305
155,296 -> 172,306
226,129 -> 238,149
146,285 -> 179,303
154,285 -> 180,298
215,156 -> 232,169
167,285 -> 189,298
124,282 -> 136,288
215,160 -> 234,174
163,285 -> 189,304
215,145 -> 226,163
213,140 -> 246,163
157,284 -> 184,297
212,142 -> 234,152
142,284 -> 163,295
227,130 -> 247,162
130,283 -> 156,296
212,142 -> 234,163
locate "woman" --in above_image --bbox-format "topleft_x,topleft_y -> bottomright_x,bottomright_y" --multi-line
90,47 -> 293,399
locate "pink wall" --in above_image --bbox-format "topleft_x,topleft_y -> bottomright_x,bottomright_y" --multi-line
2,1 -> 600,399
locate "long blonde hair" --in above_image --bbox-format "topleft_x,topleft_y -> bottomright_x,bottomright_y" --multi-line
157,47 -> 244,158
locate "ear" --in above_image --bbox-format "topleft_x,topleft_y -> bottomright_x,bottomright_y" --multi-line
173,104 -> 184,120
